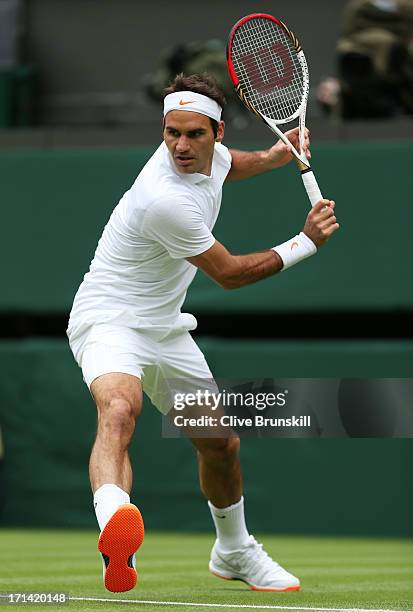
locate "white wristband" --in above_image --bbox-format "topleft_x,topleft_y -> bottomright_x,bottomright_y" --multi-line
272,232 -> 317,271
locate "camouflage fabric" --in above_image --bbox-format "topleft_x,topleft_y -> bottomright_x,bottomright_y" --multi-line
342,0 -> 413,40
144,39 -> 234,102
337,0 -> 413,116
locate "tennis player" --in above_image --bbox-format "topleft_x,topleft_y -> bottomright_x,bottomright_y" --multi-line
67,73 -> 339,593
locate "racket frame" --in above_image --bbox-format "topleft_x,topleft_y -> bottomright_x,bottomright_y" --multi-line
227,13 -> 323,205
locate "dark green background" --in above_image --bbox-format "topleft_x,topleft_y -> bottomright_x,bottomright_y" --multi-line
0,339 -> 411,535
1,140 -> 411,312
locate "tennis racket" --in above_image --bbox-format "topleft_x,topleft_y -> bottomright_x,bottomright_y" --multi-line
227,13 -> 322,207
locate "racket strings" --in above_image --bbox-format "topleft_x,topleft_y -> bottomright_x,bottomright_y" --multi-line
231,18 -> 304,121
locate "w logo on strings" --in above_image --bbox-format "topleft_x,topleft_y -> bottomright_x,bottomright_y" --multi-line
241,43 -> 293,92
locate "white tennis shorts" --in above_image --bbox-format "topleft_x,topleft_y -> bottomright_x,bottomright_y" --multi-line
67,314 -> 215,415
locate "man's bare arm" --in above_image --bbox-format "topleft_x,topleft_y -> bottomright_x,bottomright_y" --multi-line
187,240 -> 283,290
187,200 -> 339,289
226,127 -> 311,182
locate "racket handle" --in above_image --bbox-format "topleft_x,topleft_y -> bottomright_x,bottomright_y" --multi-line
301,170 -> 323,208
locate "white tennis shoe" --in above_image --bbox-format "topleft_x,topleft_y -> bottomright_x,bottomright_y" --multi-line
209,535 -> 300,592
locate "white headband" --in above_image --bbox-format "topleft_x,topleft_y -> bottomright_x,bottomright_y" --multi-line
163,91 -> 222,122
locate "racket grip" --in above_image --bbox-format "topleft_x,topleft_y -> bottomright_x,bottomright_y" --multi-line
301,170 -> 323,207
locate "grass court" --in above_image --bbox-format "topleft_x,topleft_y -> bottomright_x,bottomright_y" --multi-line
0,530 -> 412,611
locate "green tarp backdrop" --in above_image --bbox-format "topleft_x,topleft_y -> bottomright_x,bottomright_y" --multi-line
0,140 -> 412,312
0,339 -> 412,535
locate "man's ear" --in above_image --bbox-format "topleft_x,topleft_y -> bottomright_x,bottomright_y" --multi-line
215,120 -> 225,143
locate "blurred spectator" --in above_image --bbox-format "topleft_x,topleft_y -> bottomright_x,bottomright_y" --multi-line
0,0 -> 21,69
143,39 -> 232,101
0,0 -> 38,127
317,0 -> 413,118
143,39 -> 250,128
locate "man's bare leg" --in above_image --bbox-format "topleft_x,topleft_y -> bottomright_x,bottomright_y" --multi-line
90,372 -> 143,493
191,436 -> 242,508
190,435 -> 250,553
192,436 -> 300,591
89,372 -> 144,593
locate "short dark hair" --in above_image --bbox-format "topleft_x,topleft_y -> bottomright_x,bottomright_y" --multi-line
163,73 -> 226,137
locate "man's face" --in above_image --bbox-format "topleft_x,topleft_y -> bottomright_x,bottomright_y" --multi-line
163,110 -> 224,175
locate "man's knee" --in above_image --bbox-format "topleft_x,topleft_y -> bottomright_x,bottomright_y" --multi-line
96,392 -> 142,443
100,396 -> 138,432
91,373 -> 142,437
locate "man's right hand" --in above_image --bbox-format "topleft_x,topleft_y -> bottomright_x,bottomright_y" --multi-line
303,199 -> 340,248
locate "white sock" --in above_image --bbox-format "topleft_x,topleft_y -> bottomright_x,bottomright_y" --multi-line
93,484 -> 130,531
208,496 -> 250,551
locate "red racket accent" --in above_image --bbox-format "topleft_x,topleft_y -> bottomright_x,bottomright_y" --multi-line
227,55 -> 239,86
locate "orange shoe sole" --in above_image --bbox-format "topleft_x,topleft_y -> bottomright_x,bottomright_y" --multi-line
98,503 -> 144,593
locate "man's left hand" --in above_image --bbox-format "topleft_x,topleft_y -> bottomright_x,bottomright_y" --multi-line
267,127 -> 311,169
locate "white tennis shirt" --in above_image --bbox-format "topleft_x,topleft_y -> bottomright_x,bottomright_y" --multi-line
68,141 -> 232,341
